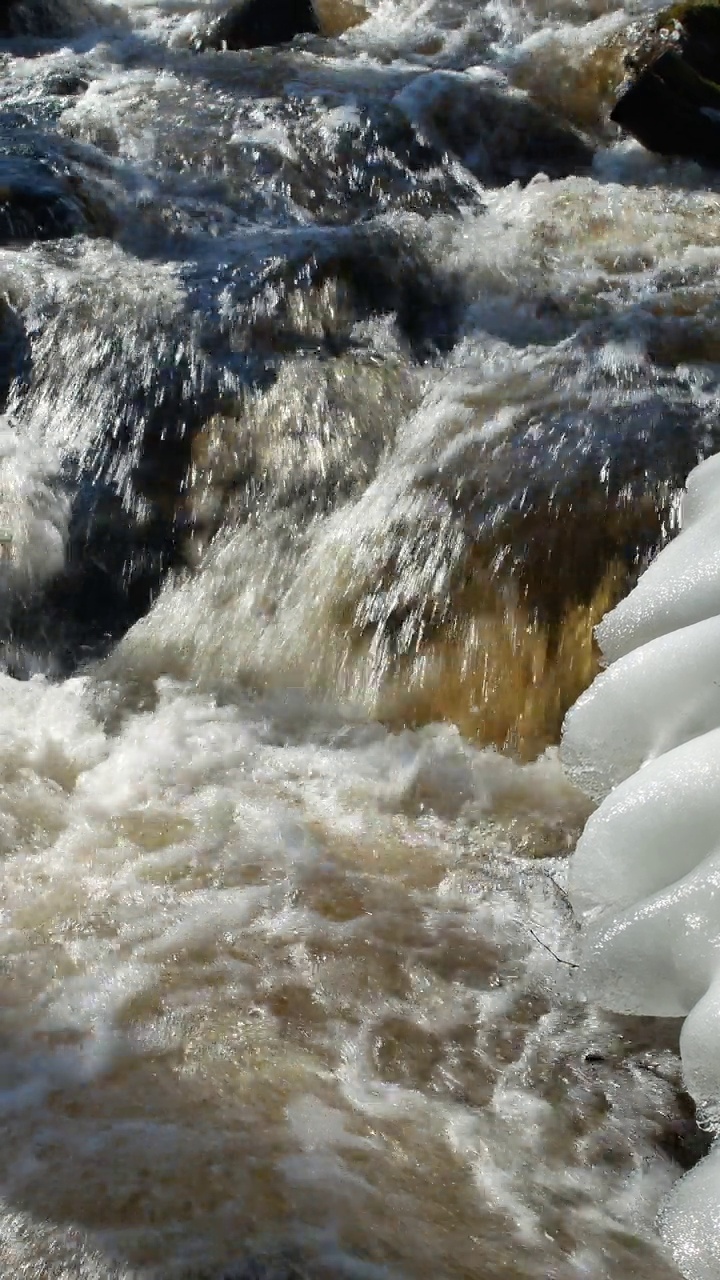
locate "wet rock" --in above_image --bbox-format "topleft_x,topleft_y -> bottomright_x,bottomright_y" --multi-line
313,0 -> 367,37
218,223 -> 463,366
250,98 -> 483,223
283,327 -> 720,755
612,5 -> 720,163
216,1259 -> 309,1280
0,157 -> 90,243
0,120 -> 115,243
0,300 -> 30,410
395,72 -> 594,186
656,1096 -> 714,1171
0,471 -> 181,678
59,489 -> 177,669
630,1050 -> 715,1171
44,70 -> 89,96
0,0 -> 102,38
507,17 -> 633,136
195,0 -> 320,52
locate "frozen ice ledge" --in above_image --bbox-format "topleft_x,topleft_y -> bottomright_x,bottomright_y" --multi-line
561,450 -> 720,1279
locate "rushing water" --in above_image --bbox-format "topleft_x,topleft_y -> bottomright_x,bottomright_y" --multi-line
0,0 -> 719,1276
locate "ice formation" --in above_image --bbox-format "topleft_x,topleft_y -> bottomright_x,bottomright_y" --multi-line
563,452 -> 720,1279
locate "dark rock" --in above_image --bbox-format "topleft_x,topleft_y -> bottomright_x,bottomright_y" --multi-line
0,119 -> 115,243
0,0 -> 34,35
0,339 -> 217,676
0,0 -> 99,38
194,0 -> 320,51
230,224 -> 463,362
44,70 -> 89,95
612,5 -> 720,163
0,477 -> 178,678
396,73 -> 594,186
0,157 -> 90,242
655,1089 -> 714,1171
0,299 -> 29,410
251,98 -> 484,223
215,1260 -> 308,1280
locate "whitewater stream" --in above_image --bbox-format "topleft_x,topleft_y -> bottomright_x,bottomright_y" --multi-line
1,0 -> 720,1276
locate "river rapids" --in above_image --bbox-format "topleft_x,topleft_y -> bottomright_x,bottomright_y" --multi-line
0,0 -> 717,1276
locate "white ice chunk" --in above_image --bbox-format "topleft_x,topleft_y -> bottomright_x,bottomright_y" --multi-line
597,453 -> 720,662
597,509 -> 720,661
680,974 -> 720,1111
660,1143 -> 720,1280
570,727 -> 720,917
564,449 -> 720,1280
597,454 -> 720,662
561,613 -> 720,800
680,451 -> 720,523
578,853 -> 720,1018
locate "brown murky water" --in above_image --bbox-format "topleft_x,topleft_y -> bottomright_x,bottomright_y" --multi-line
0,0 -> 718,1276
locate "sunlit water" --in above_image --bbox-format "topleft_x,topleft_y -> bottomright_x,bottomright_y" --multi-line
0,0 -> 718,1275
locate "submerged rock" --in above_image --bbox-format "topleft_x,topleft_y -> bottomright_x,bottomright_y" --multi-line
195,0 -> 320,51
43,70 -> 89,96
0,118 -> 115,243
395,72 -> 594,185
612,4 -> 720,163
313,0 -> 367,37
0,300 -> 29,410
0,157 -> 90,243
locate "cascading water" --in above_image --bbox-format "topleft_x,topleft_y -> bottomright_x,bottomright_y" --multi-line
0,0 -> 718,1276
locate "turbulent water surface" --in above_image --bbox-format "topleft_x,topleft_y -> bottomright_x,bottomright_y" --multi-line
0,0 -> 719,1276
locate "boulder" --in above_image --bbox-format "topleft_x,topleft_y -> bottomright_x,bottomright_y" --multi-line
0,157 -> 91,243
612,4 -> 720,163
43,70 -> 89,96
394,72 -> 594,186
313,0 -> 367,37
0,118 -> 115,243
0,0 -> 99,37
195,0 -> 320,51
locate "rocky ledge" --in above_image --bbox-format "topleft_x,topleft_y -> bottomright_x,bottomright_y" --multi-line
612,4 -> 720,163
